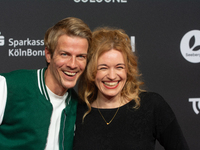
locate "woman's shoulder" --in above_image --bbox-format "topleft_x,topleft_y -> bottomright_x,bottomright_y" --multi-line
139,92 -> 164,100
139,91 -> 175,120
139,92 -> 167,105
139,92 -> 174,114
77,101 -> 88,112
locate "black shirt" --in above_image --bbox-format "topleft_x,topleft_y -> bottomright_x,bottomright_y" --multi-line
73,92 -> 189,150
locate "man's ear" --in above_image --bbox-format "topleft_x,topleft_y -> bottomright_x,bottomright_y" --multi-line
45,47 -> 51,63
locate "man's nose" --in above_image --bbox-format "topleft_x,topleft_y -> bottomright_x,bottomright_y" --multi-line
67,56 -> 77,69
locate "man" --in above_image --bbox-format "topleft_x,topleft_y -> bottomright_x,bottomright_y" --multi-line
0,17 -> 92,150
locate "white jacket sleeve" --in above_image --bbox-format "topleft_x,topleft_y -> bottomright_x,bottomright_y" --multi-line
0,75 -> 7,125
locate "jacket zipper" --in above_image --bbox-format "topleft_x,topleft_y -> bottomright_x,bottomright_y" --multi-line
62,111 -> 67,150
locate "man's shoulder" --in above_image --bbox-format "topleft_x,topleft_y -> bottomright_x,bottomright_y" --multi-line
68,88 -> 79,102
0,68 -> 43,86
1,69 -> 38,78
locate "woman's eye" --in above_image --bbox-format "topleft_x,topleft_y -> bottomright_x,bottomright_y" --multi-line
98,67 -> 107,70
117,66 -> 124,69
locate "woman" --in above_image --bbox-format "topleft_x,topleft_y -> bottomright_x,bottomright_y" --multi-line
73,27 -> 189,150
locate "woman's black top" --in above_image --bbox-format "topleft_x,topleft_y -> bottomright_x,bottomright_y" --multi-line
73,92 -> 189,150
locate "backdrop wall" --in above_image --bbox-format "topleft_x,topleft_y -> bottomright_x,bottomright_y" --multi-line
1,1 -> 200,149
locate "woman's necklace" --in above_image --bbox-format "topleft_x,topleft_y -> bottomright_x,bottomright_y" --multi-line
96,100 -> 121,125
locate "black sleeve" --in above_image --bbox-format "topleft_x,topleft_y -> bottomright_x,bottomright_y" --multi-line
158,118 -> 190,150
151,93 -> 190,150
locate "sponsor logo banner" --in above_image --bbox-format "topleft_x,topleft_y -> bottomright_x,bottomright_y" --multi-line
189,98 -> 200,114
180,30 -> 200,63
0,31 -> 44,57
0,32 -> 5,46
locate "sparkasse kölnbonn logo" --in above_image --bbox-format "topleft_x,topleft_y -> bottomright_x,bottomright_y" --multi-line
180,30 -> 200,63
0,32 -> 5,46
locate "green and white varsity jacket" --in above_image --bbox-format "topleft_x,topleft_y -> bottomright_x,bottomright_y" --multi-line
0,68 -> 78,150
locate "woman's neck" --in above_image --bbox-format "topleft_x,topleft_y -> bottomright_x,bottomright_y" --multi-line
92,93 -> 122,109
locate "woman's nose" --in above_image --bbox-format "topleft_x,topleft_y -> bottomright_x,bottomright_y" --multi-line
107,68 -> 117,80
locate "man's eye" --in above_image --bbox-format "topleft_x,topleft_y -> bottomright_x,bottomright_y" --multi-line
61,53 -> 67,56
77,55 -> 86,60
